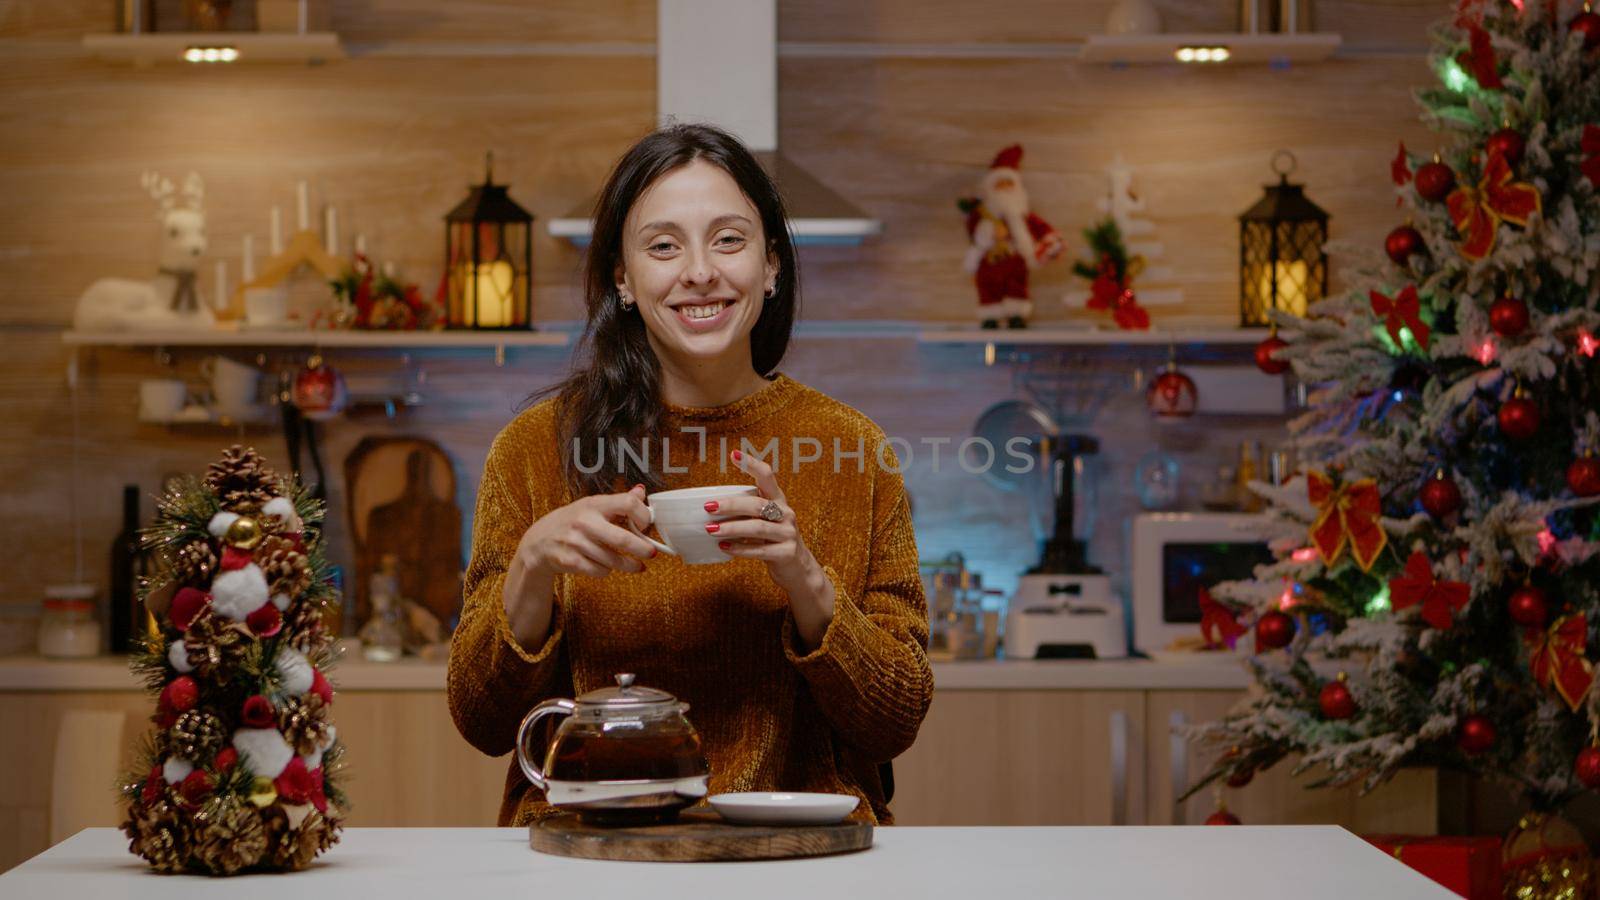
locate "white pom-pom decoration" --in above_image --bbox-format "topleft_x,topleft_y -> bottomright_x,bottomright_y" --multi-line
271,592 -> 290,611
210,565 -> 270,621
232,728 -> 293,779
275,647 -> 314,695
162,757 -> 194,783
260,496 -> 301,532
207,511 -> 241,538
167,640 -> 193,674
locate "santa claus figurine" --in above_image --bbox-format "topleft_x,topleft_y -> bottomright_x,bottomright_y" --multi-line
959,145 -> 1065,329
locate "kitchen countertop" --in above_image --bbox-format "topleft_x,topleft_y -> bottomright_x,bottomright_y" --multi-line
0,826 -> 1452,898
0,654 -> 1253,692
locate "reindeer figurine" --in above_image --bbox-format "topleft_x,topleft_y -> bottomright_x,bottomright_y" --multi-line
73,171 -> 214,331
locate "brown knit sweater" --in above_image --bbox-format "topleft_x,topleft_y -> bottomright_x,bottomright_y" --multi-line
446,373 -> 934,826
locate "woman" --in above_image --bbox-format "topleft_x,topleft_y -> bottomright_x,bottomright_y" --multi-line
447,124 -> 932,826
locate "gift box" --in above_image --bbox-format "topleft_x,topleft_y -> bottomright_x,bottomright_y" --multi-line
1362,834 -> 1502,900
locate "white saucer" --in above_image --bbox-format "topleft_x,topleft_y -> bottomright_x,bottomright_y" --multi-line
708,792 -> 859,826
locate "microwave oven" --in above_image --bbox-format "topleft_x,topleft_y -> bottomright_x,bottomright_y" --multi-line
1131,512 -> 1275,656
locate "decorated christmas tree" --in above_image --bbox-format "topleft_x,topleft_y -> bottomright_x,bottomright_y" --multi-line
120,446 -> 345,875
1187,0 -> 1600,828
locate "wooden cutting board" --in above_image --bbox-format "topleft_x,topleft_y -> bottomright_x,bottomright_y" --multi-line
529,810 -> 873,862
342,436 -> 462,628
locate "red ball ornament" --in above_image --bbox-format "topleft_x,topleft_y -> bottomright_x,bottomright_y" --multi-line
159,675 -> 199,715
1458,715 -> 1497,755
1489,296 -> 1529,337
1146,365 -> 1198,419
1570,10 -> 1600,52
1486,128 -> 1525,167
1414,160 -> 1457,202
1319,678 -> 1357,720
1498,396 -> 1541,440
1508,585 -> 1548,627
1568,456 -> 1600,497
1225,768 -> 1255,788
1255,611 -> 1297,651
1205,809 -> 1242,825
1577,747 -> 1600,789
1420,473 -> 1462,519
1385,225 -> 1426,266
1255,333 -> 1291,375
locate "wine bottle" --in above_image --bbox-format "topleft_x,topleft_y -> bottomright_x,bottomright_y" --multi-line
108,485 -> 140,654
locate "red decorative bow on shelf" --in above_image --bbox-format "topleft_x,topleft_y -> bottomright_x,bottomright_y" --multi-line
1583,125 -> 1600,189
1198,587 -> 1246,649
1307,471 -> 1388,571
1447,148 -> 1541,261
1388,551 -> 1470,630
1370,285 -> 1431,350
1527,614 -> 1594,711
1086,256 -> 1150,331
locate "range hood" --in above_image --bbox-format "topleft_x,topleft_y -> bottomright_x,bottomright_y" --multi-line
547,0 -> 882,247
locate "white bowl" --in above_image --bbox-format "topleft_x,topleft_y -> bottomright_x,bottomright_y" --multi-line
708,792 -> 859,826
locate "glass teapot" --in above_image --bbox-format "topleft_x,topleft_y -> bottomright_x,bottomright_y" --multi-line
515,673 -> 711,825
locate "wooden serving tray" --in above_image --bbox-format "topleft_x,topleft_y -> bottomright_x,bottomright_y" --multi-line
529,810 -> 873,862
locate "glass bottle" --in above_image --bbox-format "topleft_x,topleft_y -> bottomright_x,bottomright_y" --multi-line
360,555 -> 404,662
109,485 -> 141,653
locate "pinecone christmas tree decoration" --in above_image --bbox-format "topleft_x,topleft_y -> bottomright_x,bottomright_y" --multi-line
168,540 -> 218,587
282,596 -> 330,651
182,609 -> 251,680
204,446 -> 278,513
276,694 -> 333,757
259,535 -> 311,598
122,799 -> 189,874
169,710 -> 226,760
260,806 -> 336,871
190,800 -> 267,875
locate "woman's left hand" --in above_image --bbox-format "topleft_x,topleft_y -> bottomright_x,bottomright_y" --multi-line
710,449 -> 835,648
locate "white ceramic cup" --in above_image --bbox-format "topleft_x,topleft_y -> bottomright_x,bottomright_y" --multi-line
632,485 -> 760,565
138,379 -> 188,422
243,285 -> 288,327
201,355 -> 261,417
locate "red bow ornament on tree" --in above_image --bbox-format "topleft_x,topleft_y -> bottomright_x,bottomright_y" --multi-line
1447,148 -> 1541,261
1086,256 -> 1151,331
1526,614 -> 1594,711
1458,21 -> 1503,90
1388,551 -> 1470,629
1307,471 -> 1388,571
1198,587 -> 1246,649
1582,125 -> 1600,189
1370,285 -> 1431,350
1391,141 -> 1412,188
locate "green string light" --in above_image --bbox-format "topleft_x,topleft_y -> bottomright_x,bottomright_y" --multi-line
1440,57 -> 1472,93
1365,585 -> 1392,616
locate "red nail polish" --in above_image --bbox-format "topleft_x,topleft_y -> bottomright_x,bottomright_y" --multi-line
705,522 -> 720,533
718,541 -> 731,550
704,500 -> 719,513
731,449 -> 742,462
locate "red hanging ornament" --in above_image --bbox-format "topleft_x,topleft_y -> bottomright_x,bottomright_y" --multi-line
1458,715 -> 1496,755
1485,128 -> 1525,168
1415,158 -> 1457,202
1319,675 -> 1357,720
1498,394 -> 1541,441
1389,551 -> 1470,630
1567,456 -> 1600,497
1146,361 -> 1198,419
1420,472 -> 1462,519
1205,808 -> 1242,825
1447,148 -> 1542,261
1225,768 -> 1255,788
1577,747 -> 1600,789
1255,610 -> 1297,651
1571,7 -> 1600,52
1508,585 -> 1548,628
1385,225 -> 1427,266
1489,296 -> 1529,337
1254,330 -> 1291,375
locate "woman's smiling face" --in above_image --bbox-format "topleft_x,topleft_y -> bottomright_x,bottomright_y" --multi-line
616,159 -> 778,367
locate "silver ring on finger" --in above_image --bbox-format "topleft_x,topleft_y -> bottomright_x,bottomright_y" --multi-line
760,499 -> 785,523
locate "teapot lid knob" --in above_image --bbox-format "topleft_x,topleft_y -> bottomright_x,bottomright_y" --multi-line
615,673 -> 636,689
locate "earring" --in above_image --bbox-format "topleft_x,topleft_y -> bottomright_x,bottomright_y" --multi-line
764,286 -> 775,299
619,293 -> 635,310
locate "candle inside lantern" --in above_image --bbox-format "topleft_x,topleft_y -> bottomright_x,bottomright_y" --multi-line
459,260 -> 515,328
1254,260 -> 1310,318
297,181 -> 309,231
242,234 -> 254,281
270,206 -> 282,255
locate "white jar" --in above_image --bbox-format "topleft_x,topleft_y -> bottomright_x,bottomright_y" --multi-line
38,584 -> 101,658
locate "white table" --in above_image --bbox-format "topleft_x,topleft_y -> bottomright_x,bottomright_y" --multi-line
2,826 -> 1457,898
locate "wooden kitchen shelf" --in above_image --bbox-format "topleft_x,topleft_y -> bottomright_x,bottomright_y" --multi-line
917,326 -> 1265,347
81,32 -> 344,66
1079,32 -> 1341,65
61,328 -> 569,349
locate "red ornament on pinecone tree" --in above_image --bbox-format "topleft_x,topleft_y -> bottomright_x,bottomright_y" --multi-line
1577,747 -> 1600,789
1571,8 -> 1600,52
1508,585 -> 1548,627
1486,128 -> 1526,167
1255,610 -> 1296,651
1205,809 -> 1242,825
1255,332 -> 1291,375
1489,296 -> 1529,337
1420,472 -> 1462,519
1385,225 -> 1427,266
1458,715 -> 1497,755
1498,395 -> 1541,440
1319,677 -> 1357,720
1568,456 -> 1600,497
1414,159 -> 1456,202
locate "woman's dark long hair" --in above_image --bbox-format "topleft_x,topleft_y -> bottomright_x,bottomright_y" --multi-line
532,123 -> 800,499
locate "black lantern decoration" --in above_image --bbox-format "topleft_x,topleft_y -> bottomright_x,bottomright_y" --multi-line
444,152 -> 533,330
1239,151 -> 1329,327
